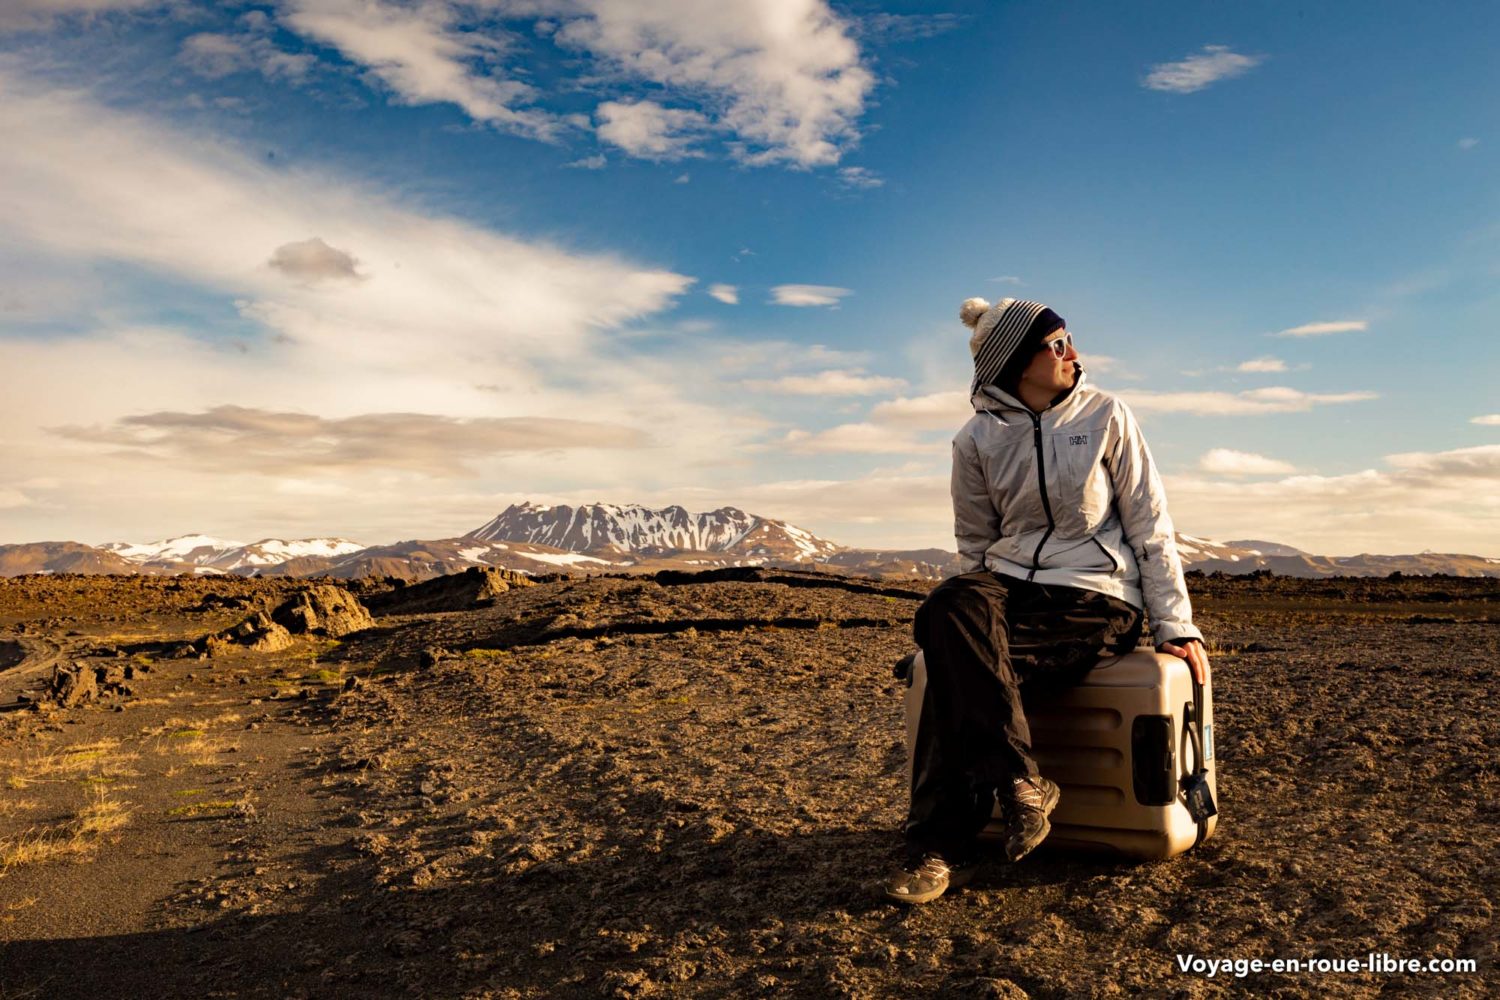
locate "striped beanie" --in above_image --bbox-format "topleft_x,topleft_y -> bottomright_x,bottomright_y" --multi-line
961,297 -> 1066,397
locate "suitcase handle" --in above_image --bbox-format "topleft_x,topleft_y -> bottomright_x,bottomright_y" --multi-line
1181,675 -> 1218,836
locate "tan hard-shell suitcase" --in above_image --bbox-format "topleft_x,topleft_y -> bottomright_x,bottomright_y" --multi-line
902,648 -> 1218,861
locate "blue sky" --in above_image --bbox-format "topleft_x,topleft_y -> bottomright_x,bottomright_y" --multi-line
1,0 -> 1497,556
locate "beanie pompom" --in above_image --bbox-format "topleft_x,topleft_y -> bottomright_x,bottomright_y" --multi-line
959,297 -> 991,329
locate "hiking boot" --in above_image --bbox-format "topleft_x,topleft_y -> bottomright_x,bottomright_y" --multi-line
882,852 -> 979,905
1001,775 -> 1059,862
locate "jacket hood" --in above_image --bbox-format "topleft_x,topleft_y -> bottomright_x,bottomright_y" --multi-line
971,364 -> 1089,414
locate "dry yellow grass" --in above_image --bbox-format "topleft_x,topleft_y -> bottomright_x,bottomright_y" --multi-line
0,787 -> 130,874
0,797 -> 42,818
1,739 -> 140,789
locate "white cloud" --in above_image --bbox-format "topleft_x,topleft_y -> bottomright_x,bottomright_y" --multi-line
1143,45 -> 1263,94
1080,354 -> 1124,375
1123,386 -> 1377,416
50,405 -> 651,476
988,275 -> 1022,285
279,0 -> 564,140
1237,356 -> 1287,373
1458,137 -> 1479,151
868,391 -> 969,430
0,0 -> 159,32
0,66 -> 790,544
674,173 -> 691,184
854,12 -> 963,43
713,340 -> 867,373
1197,448 -> 1297,476
1472,414 -> 1500,426
595,99 -> 708,160
782,423 -> 927,454
548,0 -> 873,166
0,487 -> 34,509
0,69 -> 691,360
838,166 -> 882,189
564,153 -> 607,169
745,370 -> 905,395
180,13 -> 317,83
1273,320 -> 1367,337
269,1 -> 874,167
1167,444 -> 1500,557
771,283 -> 852,307
1384,443 -> 1500,477
707,283 -> 739,305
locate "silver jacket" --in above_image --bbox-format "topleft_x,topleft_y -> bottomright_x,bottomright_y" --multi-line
952,369 -> 1202,645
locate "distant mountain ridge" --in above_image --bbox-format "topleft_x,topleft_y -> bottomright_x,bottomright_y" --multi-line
2,503 -> 1497,581
466,502 -> 839,562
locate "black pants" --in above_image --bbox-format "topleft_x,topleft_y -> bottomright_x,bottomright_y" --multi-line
907,571 -> 1143,860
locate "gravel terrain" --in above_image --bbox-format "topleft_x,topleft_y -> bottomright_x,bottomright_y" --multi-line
0,570 -> 1495,998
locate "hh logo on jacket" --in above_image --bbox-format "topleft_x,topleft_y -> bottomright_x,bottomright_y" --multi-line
1069,434 -> 1089,446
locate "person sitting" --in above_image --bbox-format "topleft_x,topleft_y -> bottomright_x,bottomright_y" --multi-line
885,297 -> 1209,905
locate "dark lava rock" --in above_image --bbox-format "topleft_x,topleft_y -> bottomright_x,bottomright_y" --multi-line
366,567 -> 533,615
270,586 -> 374,637
49,661 -> 97,707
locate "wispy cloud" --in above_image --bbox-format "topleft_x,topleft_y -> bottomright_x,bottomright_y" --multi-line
782,423 -> 925,454
1198,448 -> 1297,476
595,99 -> 709,160
564,153 -> 607,169
1472,414 -> 1500,426
1143,45 -> 1263,94
0,66 -> 773,543
854,12 -> 963,43
1237,356 -> 1287,373
745,370 -> 904,396
771,284 -> 852,307
1272,320 -> 1367,337
988,275 -> 1022,285
1168,444 -> 1500,556
279,0 -> 564,141
868,391 -> 969,430
50,405 -> 651,476
714,341 -> 866,373
1124,386 -> 1377,416
179,12 -> 316,83
1458,137 -> 1480,151
838,166 -> 883,189
707,283 -> 739,305
0,0 -> 160,33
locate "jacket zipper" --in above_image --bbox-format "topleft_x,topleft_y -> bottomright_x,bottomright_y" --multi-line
1027,412 -> 1054,580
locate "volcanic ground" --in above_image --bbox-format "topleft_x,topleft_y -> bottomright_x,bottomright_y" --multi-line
0,569 -> 1495,998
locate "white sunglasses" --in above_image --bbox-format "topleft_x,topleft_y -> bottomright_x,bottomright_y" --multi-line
1041,331 -> 1074,359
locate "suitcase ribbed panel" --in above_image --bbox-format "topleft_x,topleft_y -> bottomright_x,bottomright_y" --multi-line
903,650 -> 1217,861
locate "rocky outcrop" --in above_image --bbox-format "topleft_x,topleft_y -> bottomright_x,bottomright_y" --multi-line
366,567 -> 534,615
201,612 -> 295,656
269,585 -> 374,637
199,585 -> 371,656
46,660 -> 140,706
49,662 -> 97,707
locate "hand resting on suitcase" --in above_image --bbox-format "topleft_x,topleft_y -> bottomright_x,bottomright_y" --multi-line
1157,637 -> 1209,686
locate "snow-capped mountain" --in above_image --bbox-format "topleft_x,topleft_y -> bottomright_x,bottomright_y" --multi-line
99,535 -> 365,573
4,508 -> 1497,580
101,534 -> 246,566
203,538 -> 367,572
466,502 -> 840,562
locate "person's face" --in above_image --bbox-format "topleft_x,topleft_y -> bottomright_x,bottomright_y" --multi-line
1019,329 -> 1079,392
